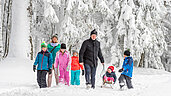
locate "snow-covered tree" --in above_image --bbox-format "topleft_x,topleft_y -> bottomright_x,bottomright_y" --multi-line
0,0 -> 171,71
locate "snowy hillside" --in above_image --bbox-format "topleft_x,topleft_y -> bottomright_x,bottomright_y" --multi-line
0,57 -> 171,96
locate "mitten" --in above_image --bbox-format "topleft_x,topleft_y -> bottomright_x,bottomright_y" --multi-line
118,68 -> 123,72
49,68 -> 52,74
82,70 -> 84,76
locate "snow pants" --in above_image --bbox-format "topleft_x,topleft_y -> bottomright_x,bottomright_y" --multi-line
84,64 -> 96,87
37,70 -> 47,88
59,68 -> 69,86
103,76 -> 115,82
118,74 -> 133,89
71,70 -> 81,85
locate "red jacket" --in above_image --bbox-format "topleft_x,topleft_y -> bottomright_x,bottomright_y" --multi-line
71,56 -> 84,71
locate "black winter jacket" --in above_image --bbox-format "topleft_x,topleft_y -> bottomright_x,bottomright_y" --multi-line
79,38 -> 104,67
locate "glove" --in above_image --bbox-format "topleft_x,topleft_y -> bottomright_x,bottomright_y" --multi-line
48,68 -> 52,74
82,70 -> 84,76
118,68 -> 123,72
33,65 -> 36,72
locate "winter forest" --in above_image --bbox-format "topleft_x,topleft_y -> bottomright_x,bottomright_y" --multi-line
1,0 -> 171,96
1,0 -> 171,71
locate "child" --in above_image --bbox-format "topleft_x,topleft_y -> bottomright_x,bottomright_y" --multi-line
71,51 -> 84,85
33,41 -> 53,88
103,66 -> 117,84
118,50 -> 134,89
54,43 -> 71,86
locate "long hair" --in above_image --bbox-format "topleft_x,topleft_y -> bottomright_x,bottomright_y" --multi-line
51,36 -> 58,43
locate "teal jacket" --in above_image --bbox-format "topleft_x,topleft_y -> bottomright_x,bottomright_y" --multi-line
47,43 -> 61,64
34,50 -> 53,70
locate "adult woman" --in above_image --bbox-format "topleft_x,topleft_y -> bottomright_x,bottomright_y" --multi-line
47,35 -> 61,87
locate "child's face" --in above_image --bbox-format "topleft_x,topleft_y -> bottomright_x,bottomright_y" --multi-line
42,47 -> 47,52
124,55 -> 127,59
61,49 -> 65,52
107,68 -> 112,73
73,52 -> 78,56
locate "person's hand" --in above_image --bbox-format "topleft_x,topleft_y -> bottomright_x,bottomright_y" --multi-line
80,63 -> 83,65
82,70 -> 84,76
52,64 -> 54,70
33,65 -> 36,72
49,68 -> 52,74
118,68 -> 123,72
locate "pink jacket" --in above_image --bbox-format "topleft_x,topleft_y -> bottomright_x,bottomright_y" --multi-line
54,51 -> 71,69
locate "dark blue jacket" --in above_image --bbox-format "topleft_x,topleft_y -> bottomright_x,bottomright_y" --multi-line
121,56 -> 133,78
34,50 -> 53,71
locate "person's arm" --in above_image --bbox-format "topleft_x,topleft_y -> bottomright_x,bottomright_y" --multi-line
79,41 -> 87,63
48,53 -> 53,69
54,52 -> 59,68
98,43 -> 104,64
113,72 -> 117,83
34,53 -> 39,66
67,53 -> 71,66
122,58 -> 132,71
66,53 -> 71,71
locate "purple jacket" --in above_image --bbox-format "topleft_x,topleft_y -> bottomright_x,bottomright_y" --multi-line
54,51 -> 71,70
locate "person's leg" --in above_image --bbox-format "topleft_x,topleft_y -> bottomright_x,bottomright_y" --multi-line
64,70 -> 70,86
37,70 -> 41,88
91,66 -> 96,88
41,71 -> 47,88
54,69 -> 59,85
59,68 -> 64,84
47,71 -> 52,87
125,75 -> 133,89
71,70 -> 75,85
75,70 -> 81,85
118,74 -> 125,89
84,64 -> 91,85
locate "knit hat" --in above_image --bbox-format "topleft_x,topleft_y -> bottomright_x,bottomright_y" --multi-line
61,43 -> 66,49
124,50 -> 130,56
51,35 -> 58,40
90,29 -> 97,36
41,41 -> 47,48
108,66 -> 114,72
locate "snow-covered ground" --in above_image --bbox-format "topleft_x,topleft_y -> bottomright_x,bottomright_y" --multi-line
0,57 -> 171,96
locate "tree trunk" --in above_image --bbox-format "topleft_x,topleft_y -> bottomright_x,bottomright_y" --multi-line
139,52 -> 145,67
0,0 -> 3,60
29,36 -> 33,60
2,0 -> 12,58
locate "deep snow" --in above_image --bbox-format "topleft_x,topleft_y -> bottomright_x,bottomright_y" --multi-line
0,57 -> 171,96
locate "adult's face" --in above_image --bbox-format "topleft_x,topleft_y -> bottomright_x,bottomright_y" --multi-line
91,34 -> 97,40
52,37 -> 58,43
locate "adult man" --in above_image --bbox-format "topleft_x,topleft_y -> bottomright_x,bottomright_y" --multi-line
79,29 -> 104,89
